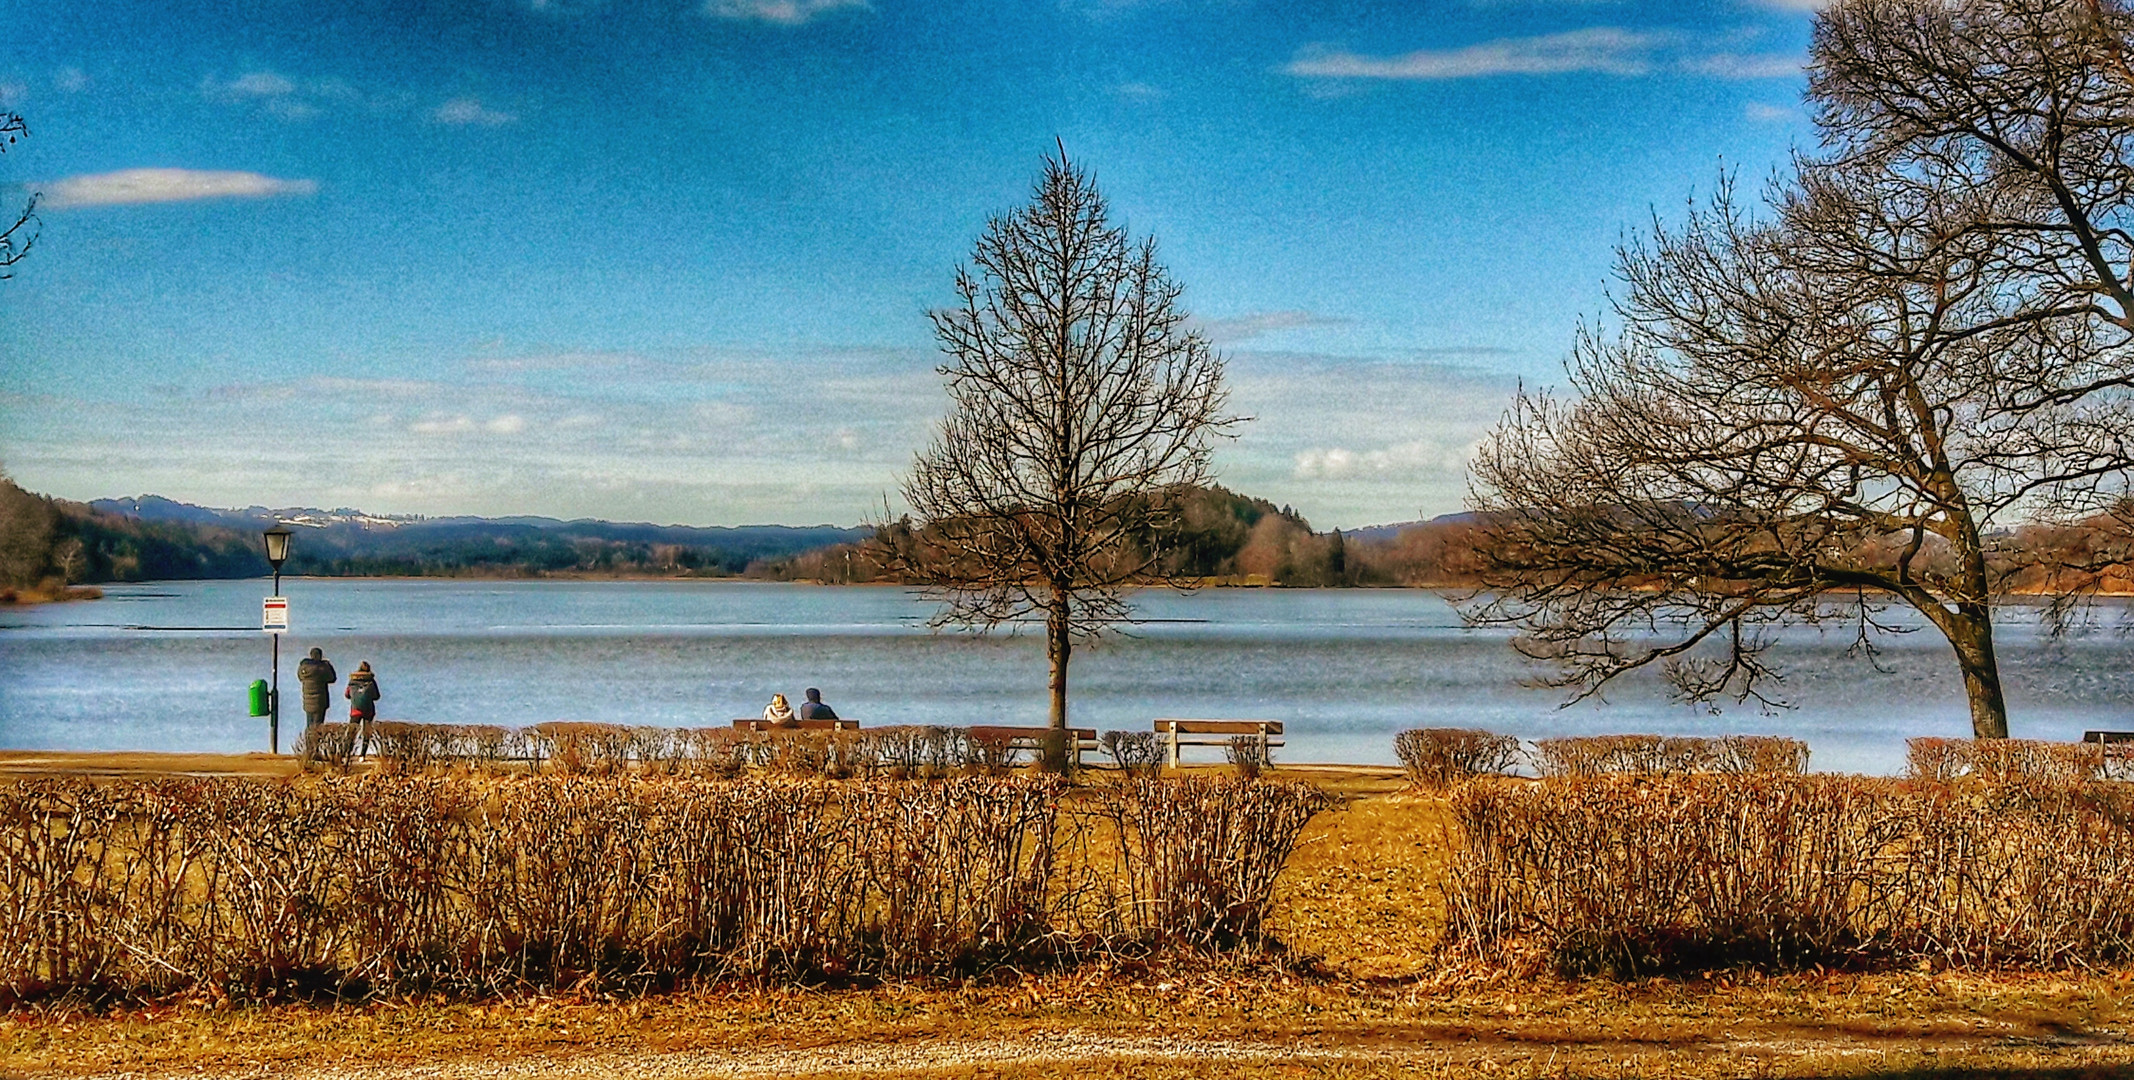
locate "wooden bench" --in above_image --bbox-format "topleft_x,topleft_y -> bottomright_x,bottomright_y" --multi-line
731,718 -> 861,732
966,725 -> 1099,765
1152,719 -> 1285,767
2083,731 -> 2134,757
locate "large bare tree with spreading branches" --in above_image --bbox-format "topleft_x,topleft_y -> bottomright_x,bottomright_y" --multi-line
1469,0 -> 2134,739
890,151 -> 1236,766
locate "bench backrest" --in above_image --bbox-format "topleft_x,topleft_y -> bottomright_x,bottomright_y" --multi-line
2085,730 -> 2134,744
1152,718 -> 1284,736
731,718 -> 860,732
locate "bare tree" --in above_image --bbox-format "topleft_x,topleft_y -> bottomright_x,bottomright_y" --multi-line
0,113 -> 37,279
1469,0 -> 2134,740
890,151 -> 1237,767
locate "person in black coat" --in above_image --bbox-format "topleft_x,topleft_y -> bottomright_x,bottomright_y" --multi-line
797,687 -> 838,722
296,648 -> 337,729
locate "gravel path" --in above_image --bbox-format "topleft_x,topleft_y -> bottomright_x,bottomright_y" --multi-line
77,1034 -> 1375,1080
66,1025 -> 2132,1080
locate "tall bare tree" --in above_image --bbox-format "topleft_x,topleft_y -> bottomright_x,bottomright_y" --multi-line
891,152 -> 1236,765
1469,0 -> 2134,739
1,113 -> 37,279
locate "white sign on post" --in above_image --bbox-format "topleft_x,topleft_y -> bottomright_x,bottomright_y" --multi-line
263,596 -> 289,634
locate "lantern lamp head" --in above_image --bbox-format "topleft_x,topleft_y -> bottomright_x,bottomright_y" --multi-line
263,526 -> 293,571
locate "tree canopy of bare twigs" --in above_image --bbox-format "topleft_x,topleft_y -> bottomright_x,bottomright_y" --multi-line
0,113 -> 37,279
887,152 -> 1237,764
1468,0 -> 2134,739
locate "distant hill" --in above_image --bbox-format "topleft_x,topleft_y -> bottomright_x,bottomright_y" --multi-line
58,492 -> 868,581
7,477 -> 1496,593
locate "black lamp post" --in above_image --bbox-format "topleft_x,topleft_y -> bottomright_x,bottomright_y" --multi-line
264,526 -> 292,754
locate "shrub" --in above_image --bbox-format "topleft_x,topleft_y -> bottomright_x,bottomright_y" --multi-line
1392,728 -> 1522,790
1905,737 -> 2100,783
1092,777 -> 1334,948
0,774 -> 1331,1002
295,723 -> 358,773
1099,731 -> 1163,777
1529,735 -> 1807,778
527,722 -> 634,775
1225,735 -> 1268,780
1440,774 -> 2134,976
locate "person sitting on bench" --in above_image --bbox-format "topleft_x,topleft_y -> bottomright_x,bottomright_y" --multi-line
797,687 -> 839,722
762,693 -> 798,728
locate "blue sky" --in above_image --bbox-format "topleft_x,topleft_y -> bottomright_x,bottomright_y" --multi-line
1,0 -> 1816,528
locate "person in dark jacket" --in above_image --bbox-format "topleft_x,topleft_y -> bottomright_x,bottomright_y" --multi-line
296,648 -> 337,729
797,687 -> 838,722
345,662 -> 382,754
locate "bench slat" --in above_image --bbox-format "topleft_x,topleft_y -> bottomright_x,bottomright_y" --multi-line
1152,719 -> 1284,735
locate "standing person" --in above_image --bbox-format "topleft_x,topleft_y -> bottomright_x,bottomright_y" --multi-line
762,693 -> 796,728
345,661 -> 383,755
296,647 -> 337,729
796,687 -> 838,722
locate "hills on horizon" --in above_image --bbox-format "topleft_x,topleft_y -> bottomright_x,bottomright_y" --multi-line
73,493 -> 869,581
3,475 -> 1489,596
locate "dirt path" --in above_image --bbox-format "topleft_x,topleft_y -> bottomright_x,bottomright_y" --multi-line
61,1023 -> 2134,1080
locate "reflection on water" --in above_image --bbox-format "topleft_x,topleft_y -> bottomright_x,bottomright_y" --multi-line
2,579 -> 2130,774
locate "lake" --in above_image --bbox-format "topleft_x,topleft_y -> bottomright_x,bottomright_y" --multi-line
2,579 -> 2129,774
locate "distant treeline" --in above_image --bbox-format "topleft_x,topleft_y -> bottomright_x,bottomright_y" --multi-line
0,473 -> 863,596
753,484 -> 1493,588
25,470 -> 2122,595
1,477 -> 261,600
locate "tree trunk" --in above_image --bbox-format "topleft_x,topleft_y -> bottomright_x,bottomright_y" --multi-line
1947,603 -> 2010,739
1044,591 -> 1073,773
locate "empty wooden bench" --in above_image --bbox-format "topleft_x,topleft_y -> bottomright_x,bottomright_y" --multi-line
2084,731 -> 2134,758
966,725 -> 1099,765
1152,718 -> 1285,767
731,718 -> 861,732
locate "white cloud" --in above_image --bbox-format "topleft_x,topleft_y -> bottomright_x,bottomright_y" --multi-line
485,414 -> 528,435
1288,28 -> 1803,82
1682,52 -> 1803,79
0,81 -> 25,107
467,351 -> 645,374
226,72 -> 296,97
432,98 -> 517,127
1292,438 -> 1478,481
40,168 -> 319,209
1193,310 -> 1349,345
202,71 -> 363,121
1745,101 -> 1798,122
54,68 -> 88,94
1288,28 -> 1665,80
409,415 -> 478,436
705,0 -> 869,25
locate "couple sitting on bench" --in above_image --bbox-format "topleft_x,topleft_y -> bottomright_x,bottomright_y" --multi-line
761,688 -> 838,729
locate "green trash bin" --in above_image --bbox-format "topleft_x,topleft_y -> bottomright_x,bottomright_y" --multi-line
247,679 -> 270,718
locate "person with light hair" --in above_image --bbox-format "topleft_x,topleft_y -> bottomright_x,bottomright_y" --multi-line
761,693 -> 796,728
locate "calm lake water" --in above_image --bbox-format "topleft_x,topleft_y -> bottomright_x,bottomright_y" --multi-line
2,579 -> 2129,773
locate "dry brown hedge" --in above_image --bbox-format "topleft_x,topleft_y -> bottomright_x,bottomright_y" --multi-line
1440,774 -> 2134,976
0,774 -> 1329,1004
1904,737 -> 2118,783
1528,735 -> 1809,777
1392,729 -> 1523,790
297,722 -> 1095,780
